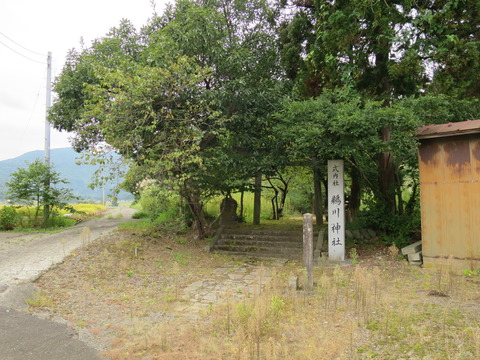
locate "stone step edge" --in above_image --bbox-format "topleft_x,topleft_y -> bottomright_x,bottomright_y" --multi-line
212,244 -> 303,253
218,239 -> 303,246
220,233 -> 303,241
222,229 -> 308,236
211,249 -> 301,260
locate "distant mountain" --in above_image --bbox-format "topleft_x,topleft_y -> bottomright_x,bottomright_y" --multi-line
0,148 -> 133,202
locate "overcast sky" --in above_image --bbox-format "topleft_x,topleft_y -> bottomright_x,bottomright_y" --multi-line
0,0 -> 169,161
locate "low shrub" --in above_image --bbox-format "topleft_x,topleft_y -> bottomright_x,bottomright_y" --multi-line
358,201 -> 421,249
132,210 -> 150,219
44,214 -> 77,228
0,206 -> 18,230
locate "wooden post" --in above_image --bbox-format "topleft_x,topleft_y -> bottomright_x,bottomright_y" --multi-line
303,213 -> 314,290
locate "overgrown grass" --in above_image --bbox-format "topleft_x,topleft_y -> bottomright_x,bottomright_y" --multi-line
30,228 -> 480,360
0,203 -> 106,231
68,203 -> 106,215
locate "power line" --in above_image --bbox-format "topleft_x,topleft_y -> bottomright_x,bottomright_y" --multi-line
0,30 -> 45,57
7,70 -> 46,175
0,39 -> 46,65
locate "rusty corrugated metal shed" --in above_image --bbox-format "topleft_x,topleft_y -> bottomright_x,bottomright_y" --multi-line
417,120 -> 480,270
416,119 -> 480,139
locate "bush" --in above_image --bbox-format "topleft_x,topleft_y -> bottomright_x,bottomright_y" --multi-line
44,213 -> 77,228
358,200 -> 421,249
132,210 -> 150,219
154,207 -> 187,233
287,189 -> 313,215
132,186 -> 189,235
0,206 -> 18,230
138,186 -> 178,220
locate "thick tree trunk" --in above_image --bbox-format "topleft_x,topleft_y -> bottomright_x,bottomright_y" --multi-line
271,190 -> 278,220
253,172 -> 262,225
239,191 -> 244,222
182,181 -> 207,240
349,163 -> 361,220
322,177 -> 328,213
266,178 -> 278,220
373,25 -> 397,214
278,187 -> 288,219
313,165 -> 323,225
378,127 -> 396,213
405,181 -> 418,216
186,196 -> 207,240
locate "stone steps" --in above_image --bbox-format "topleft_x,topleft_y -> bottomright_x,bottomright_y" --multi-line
211,228 -> 309,260
211,250 -> 300,259
220,234 -> 302,242
211,226 -> 380,261
216,239 -> 303,248
214,244 -> 303,254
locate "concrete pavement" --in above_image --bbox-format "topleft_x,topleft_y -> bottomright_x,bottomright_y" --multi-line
0,306 -> 103,360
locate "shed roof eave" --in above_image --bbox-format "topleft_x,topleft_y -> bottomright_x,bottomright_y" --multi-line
416,119 -> 480,139
417,130 -> 480,140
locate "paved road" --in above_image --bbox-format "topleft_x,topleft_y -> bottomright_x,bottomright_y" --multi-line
0,207 -> 136,360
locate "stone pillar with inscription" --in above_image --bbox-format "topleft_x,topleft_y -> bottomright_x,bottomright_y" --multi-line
328,160 -> 345,261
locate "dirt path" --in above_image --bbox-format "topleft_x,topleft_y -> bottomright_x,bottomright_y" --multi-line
0,207 -> 135,289
0,207 -> 136,360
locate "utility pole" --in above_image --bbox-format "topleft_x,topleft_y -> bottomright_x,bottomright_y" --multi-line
43,52 -> 52,226
44,51 -> 52,166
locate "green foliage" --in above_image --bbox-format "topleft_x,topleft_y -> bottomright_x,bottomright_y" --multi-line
43,213 -> 77,229
269,295 -> 285,319
416,1 -> 480,97
399,95 -> 480,126
463,269 -> 480,278
137,185 -> 184,223
132,210 -> 149,219
359,199 -> 421,249
46,0 -> 480,242
281,0 -> 480,100
6,160 -> 77,227
274,91 -> 420,211
129,184 -> 189,235
155,207 -> 184,227
0,206 -> 18,230
48,0 -> 286,239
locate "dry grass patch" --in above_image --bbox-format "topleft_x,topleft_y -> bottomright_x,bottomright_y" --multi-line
31,231 -> 480,359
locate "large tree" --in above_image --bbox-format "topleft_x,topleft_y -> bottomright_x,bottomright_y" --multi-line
416,0 -> 480,97
49,0 -> 286,237
277,0 -> 480,215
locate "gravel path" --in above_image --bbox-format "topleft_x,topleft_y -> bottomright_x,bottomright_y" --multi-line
0,207 -> 136,360
0,207 -> 136,288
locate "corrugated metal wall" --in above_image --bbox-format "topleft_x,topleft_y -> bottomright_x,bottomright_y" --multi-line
418,134 -> 480,269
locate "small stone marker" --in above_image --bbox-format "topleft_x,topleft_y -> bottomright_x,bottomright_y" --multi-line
328,160 -> 345,261
220,197 -> 238,225
303,213 -> 314,290
314,229 -> 325,261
